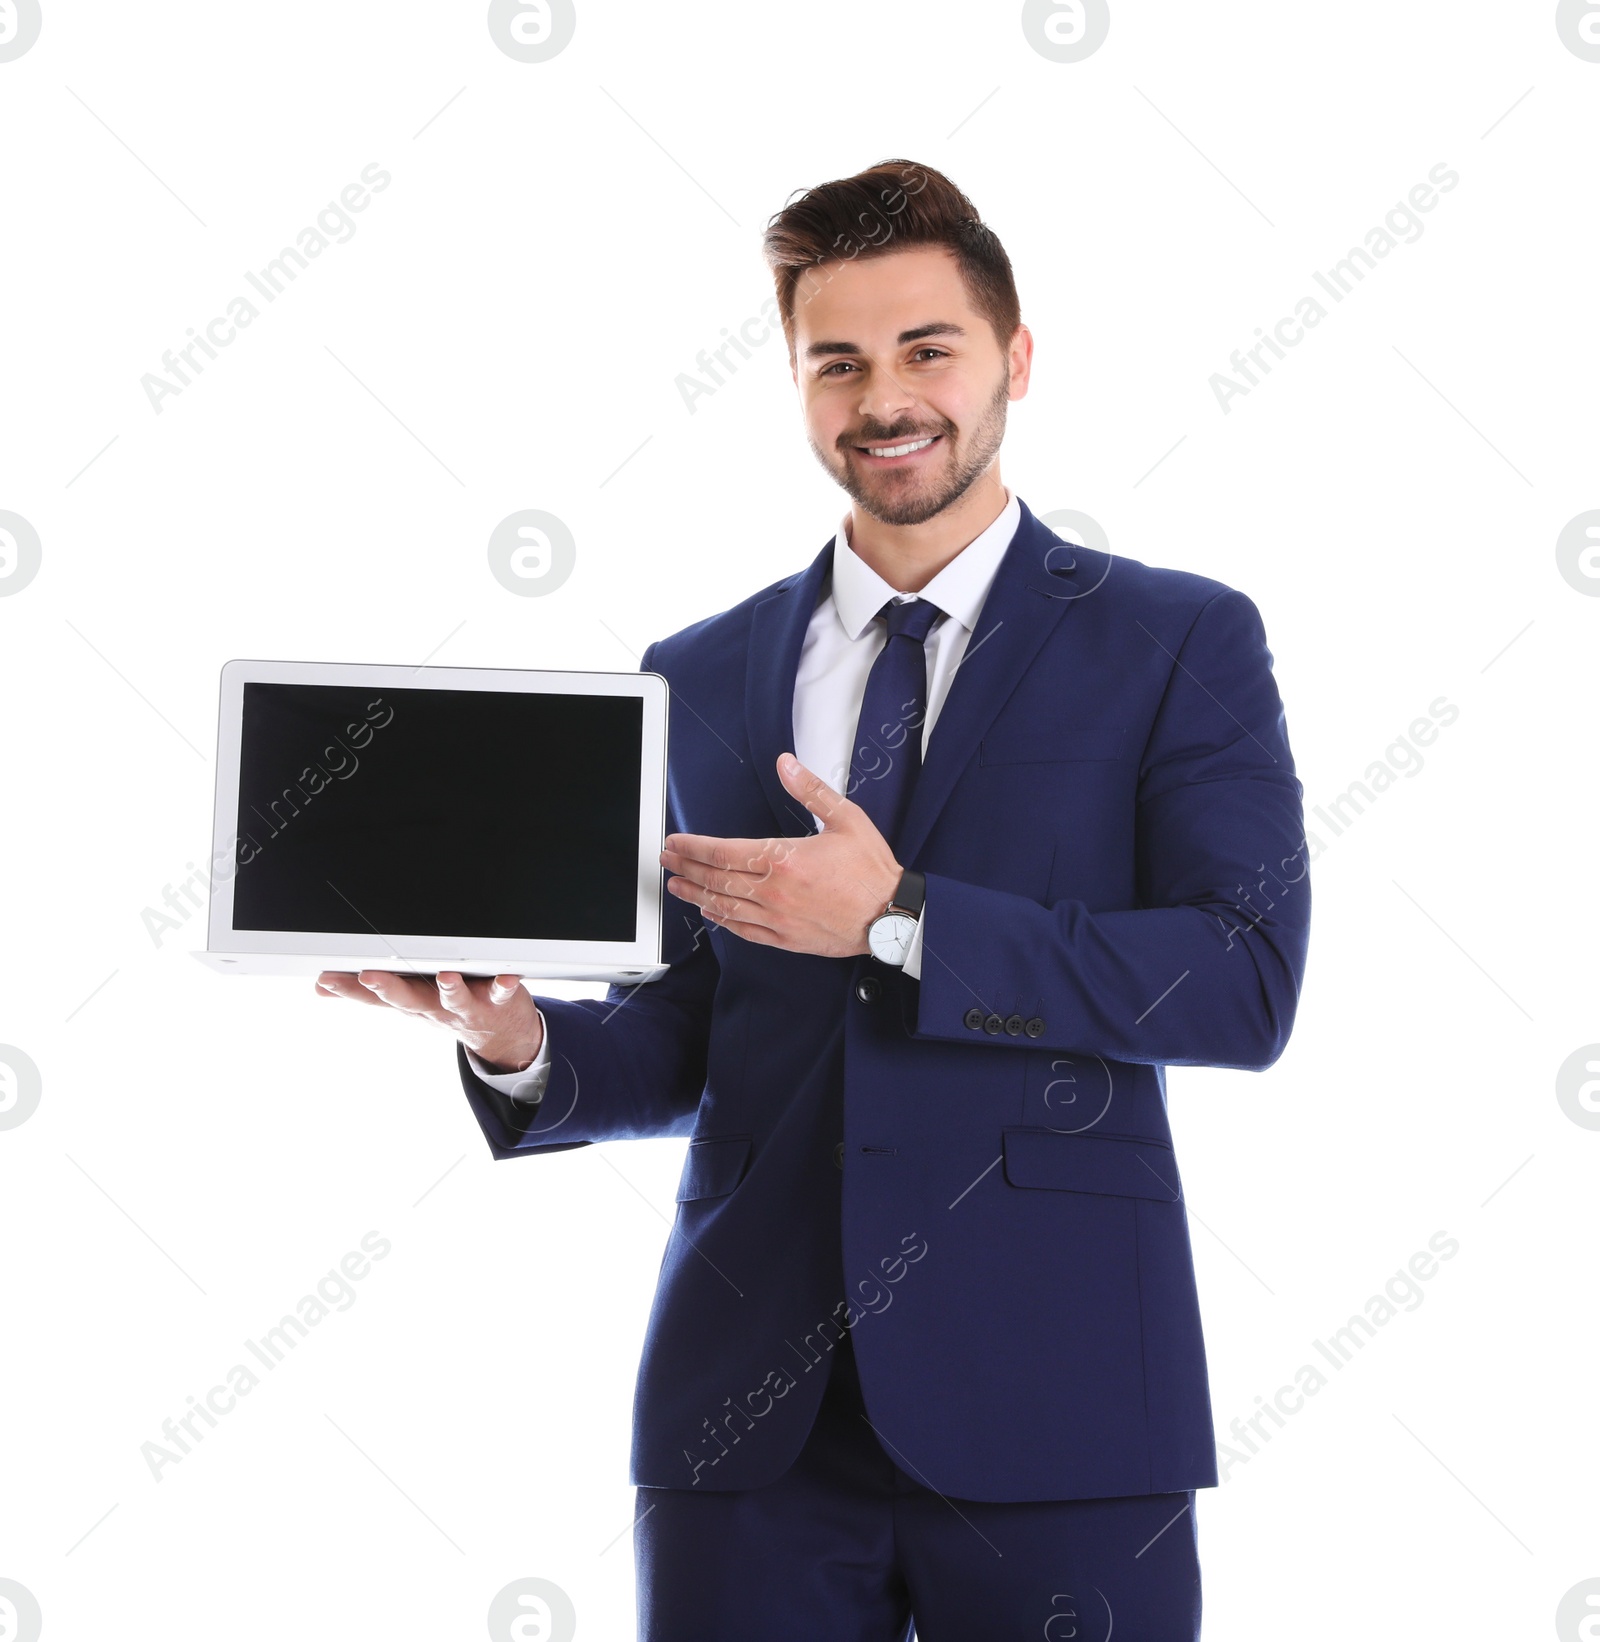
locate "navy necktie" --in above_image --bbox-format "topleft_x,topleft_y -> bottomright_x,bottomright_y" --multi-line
846,595 -> 944,851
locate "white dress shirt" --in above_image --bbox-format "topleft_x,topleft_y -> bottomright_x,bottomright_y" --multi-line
470,487 -> 1022,1104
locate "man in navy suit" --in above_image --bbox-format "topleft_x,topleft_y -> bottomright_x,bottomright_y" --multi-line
319,159 -> 1310,1640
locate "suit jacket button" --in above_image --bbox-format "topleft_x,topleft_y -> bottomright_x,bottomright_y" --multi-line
1004,1013 -> 1024,1036
855,975 -> 881,1003
1024,1016 -> 1045,1037
834,1141 -> 845,1170
963,1007 -> 986,1030
983,1012 -> 1003,1034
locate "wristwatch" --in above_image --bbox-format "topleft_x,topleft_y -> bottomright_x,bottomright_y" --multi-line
867,868 -> 926,967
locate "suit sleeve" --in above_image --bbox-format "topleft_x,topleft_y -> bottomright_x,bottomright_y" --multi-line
907,588 -> 1310,1071
457,643 -> 719,1159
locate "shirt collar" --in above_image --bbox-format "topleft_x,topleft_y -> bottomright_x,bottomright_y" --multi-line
827,487 -> 1022,642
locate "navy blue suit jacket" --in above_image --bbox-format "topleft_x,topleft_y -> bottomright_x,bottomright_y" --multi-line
458,497 -> 1311,1501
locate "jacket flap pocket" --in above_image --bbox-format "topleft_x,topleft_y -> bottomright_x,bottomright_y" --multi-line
1002,1128 -> 1180,1201
980,725 -> 1133,765
676,1136 -> 753,1202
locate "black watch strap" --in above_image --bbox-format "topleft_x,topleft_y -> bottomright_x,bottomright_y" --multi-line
889,867 -> 925,918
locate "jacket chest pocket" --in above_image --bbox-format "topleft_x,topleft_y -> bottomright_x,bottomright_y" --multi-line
979,724 -> 1135,765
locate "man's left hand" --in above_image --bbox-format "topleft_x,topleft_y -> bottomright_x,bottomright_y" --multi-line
660,753 -> 902,958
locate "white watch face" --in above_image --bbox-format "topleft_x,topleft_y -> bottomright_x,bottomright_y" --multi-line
868,911 -> 917,965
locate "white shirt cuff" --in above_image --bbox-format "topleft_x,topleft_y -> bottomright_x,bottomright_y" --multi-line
465,1005 -> 551,1103
902,906 -> 926,980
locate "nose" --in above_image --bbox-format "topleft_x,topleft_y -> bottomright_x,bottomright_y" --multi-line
853,367 -> 919,434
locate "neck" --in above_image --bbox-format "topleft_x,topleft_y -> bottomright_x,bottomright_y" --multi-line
845,467 -> 1010,593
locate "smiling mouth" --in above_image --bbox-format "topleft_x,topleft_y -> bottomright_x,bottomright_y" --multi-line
852,433 -> 944,463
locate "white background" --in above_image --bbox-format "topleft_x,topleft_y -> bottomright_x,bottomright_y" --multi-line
1,2 -> 1596,1637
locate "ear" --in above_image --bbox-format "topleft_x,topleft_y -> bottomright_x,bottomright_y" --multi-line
1007,323 -> 1035,402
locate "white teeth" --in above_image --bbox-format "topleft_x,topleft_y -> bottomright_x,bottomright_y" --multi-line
864,436 -> 936,458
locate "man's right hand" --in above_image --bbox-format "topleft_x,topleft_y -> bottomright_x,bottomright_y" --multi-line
314,970 -> 544,1073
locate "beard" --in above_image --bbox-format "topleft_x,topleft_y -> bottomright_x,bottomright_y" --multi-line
810,370 -> 1012,527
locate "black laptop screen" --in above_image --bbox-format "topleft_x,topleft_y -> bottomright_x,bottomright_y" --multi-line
230,682 -> 644,942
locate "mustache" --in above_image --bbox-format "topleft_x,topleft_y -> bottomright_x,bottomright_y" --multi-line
841,423 -> 950,448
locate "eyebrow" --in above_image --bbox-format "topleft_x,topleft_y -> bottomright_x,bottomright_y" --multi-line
804,321 -> 967,360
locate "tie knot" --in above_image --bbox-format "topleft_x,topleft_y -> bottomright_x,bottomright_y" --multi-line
881,596 -> 942,645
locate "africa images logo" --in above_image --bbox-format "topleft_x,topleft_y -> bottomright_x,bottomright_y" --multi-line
0,0 -> 42,62
139,164 -> 392,415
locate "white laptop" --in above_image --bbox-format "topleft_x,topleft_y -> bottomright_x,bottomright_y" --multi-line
192,659 -> 670,983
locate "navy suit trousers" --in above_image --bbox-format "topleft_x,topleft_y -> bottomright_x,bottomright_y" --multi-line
634,1328 -> 1203,1641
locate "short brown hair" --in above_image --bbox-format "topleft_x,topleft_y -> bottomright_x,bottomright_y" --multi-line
762,159 -> 1021,356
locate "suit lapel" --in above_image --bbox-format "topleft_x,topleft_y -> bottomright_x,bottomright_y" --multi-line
894,498 -> 1086,865
746,536 -> 835,837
